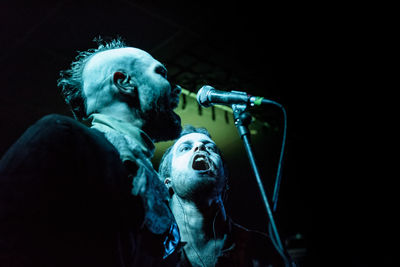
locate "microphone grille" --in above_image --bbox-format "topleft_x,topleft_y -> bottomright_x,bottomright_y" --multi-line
196,85 -> 213,107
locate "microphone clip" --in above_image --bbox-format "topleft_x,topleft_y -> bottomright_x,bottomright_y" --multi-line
230,90 -> 252,138
232,103 -> 252,140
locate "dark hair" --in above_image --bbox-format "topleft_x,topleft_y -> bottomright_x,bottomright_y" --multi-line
57,37 -> 127,120
158,125 -> 228,181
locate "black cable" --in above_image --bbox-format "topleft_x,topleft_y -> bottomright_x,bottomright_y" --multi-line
262,100 -> 287,213
268,223 -> 296,267
233,100 -> 293,266
265,101 -> 296,266
263,101 -> 296,266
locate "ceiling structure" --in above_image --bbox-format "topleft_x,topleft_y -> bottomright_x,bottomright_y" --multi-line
0,1 -> 329,265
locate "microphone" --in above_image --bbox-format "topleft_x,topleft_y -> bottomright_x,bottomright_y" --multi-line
196,85 -> 271,107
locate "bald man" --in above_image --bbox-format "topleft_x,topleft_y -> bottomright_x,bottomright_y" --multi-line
0,39 -> 181,267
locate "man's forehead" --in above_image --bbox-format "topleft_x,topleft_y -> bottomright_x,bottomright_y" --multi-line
173,133 -> 214,148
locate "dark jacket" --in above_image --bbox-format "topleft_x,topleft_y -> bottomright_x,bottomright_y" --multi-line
161,218 -> 285,267
0,114 -> 172,267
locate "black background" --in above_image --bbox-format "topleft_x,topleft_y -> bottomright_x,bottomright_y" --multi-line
0,1 -> 392,266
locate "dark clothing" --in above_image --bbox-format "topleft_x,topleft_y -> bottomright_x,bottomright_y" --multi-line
0,114 -> 176,267
162,218 -> 285,267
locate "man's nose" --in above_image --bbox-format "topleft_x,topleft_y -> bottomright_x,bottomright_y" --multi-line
170,84 -> 181,108
194,143 -> 206,152
171,84 -> 181,96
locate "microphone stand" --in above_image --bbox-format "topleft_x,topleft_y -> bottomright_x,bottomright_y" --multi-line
232,103 -> 294,267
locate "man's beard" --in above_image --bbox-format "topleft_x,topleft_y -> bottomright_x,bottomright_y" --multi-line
141,107 -> 182,142
173,173 -> 225,204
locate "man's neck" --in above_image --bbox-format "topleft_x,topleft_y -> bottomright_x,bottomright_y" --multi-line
170,195 -> 228,267
170,195 -> 227,245
89,112 -> 155,159
98,103 -> 144,128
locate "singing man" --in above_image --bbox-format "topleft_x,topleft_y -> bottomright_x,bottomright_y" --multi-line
158,125 -> 285,267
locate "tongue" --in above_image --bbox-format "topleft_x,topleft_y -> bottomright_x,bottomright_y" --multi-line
192,158 -> 210,171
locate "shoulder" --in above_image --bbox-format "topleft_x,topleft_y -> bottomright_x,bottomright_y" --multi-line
33,114 -> 88,132
17,114 -> 88,139
230,220 -> 285,266
5,114 -> 114,157
30,114 -> 105,141
230,220 -> 270,244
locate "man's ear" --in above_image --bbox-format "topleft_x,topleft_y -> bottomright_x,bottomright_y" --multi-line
164,178 -> 174,196
113,71 -> 136,96
164,178 -> 172,188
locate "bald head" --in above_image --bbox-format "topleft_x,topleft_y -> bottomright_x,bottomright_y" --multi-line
59,39 -> 181,141
82,46 -> 183,141
82,47 -> 160,116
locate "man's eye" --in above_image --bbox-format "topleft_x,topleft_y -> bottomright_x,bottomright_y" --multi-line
206,146 -> 216,152
155,65 -> 167,78
179,146 -> 190,152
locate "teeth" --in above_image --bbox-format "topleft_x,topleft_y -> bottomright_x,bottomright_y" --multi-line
192,155 -> 210,171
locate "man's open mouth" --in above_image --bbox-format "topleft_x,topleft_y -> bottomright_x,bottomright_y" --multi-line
192,154 -> 211,171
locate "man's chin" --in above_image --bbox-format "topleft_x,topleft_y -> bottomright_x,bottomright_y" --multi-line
192,168 -> 219,180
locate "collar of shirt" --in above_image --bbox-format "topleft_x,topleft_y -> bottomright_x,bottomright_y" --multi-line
87,114 -> 180,257
87,113 -> 155,160
176,217 -> 236,261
